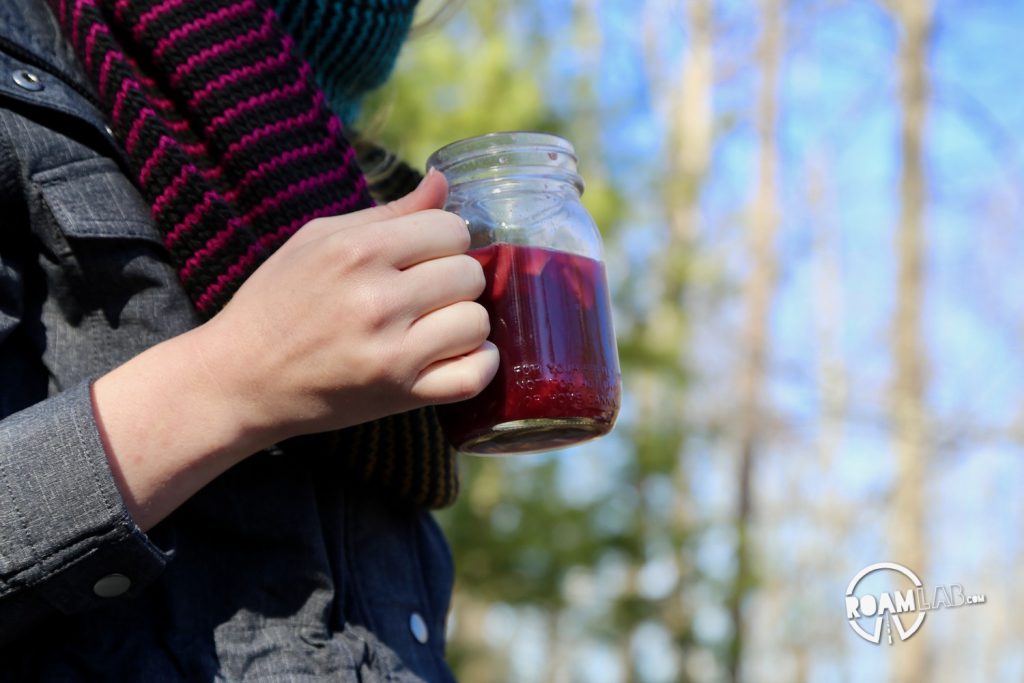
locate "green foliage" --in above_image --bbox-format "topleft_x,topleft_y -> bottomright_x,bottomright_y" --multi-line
361,14 -> 562,169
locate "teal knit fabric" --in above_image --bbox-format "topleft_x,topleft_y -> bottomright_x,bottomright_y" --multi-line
270,0 -> 419,124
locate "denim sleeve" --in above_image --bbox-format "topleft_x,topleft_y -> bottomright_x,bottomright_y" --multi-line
0,381 -> 173,643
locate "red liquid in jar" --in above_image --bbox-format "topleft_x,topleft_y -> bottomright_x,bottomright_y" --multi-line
438,243 -> 621,454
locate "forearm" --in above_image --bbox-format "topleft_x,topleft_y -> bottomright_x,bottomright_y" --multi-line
91,324 -> 277,531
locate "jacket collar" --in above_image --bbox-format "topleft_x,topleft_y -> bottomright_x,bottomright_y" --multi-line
0,0 -> 93,94
0,0 -> 123,160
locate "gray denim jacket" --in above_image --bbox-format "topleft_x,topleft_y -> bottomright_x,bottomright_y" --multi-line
0,3 -> 455,681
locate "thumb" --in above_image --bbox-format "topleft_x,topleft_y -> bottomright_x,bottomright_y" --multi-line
286,168 -> 449,246
380,167 -> 449,217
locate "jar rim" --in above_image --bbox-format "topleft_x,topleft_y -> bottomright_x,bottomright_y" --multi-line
427,131 -> 581,191
427,131 -> 575,167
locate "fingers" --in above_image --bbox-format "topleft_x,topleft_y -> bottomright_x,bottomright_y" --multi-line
377,167 -> 449,218
373,209 -> 471,269
398,254 -> 485,316
284,169 -> 450,250
333,167 -> 450,227
405,300 -> 491,369
288,204 -> 468,276
410,341 -> 500,404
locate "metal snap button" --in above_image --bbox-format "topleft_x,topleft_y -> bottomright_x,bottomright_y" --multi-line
12,70 -> 44,92
93,573 -> 132,598
409,611 -> 429,644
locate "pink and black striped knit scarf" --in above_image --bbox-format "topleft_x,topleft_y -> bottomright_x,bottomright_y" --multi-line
47,0 -> 459,509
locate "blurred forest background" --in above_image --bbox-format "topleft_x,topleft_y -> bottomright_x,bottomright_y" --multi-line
362,0 -> 1024,681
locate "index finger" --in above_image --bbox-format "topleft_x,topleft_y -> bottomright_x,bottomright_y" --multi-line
368,209 -> 472,270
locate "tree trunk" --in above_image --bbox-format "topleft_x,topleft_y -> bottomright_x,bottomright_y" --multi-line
808,153 -> 853,670
727,0 -> 782,680
635,0 -> 715,674
668,0 -> 713,253
663,0 -> 713,672
888,0 -> 933,680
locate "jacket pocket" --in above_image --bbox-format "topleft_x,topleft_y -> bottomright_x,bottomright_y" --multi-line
30,156 -> 176,323
33,156 -> 160,245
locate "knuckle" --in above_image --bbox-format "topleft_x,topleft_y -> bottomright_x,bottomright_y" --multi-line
380,198 -> 407,220
442,255 -> 484,298
455,363 -> 489,400
360,286 -> 398,330
470,302 -> 491,340
454,223 -> 472,252
349,344 -> 381,381
361,336 -> 403,382
335,233 -> 379,270
428,210 -> 470,250
462,255 -> 487,296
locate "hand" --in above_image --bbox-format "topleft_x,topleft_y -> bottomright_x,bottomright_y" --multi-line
194,168 -> 499,442
91,169 -> 497,529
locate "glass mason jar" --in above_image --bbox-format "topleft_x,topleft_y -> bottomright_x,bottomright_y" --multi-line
428,132 -> 621,455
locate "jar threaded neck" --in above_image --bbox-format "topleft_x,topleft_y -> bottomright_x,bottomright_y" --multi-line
427,131 -> 583,193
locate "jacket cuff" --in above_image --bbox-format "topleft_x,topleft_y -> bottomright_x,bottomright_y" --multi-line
0,381 -> 172,614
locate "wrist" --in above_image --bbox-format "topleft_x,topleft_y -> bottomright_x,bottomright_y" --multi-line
182,318 -> 288,449
92,326 -> 278,529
